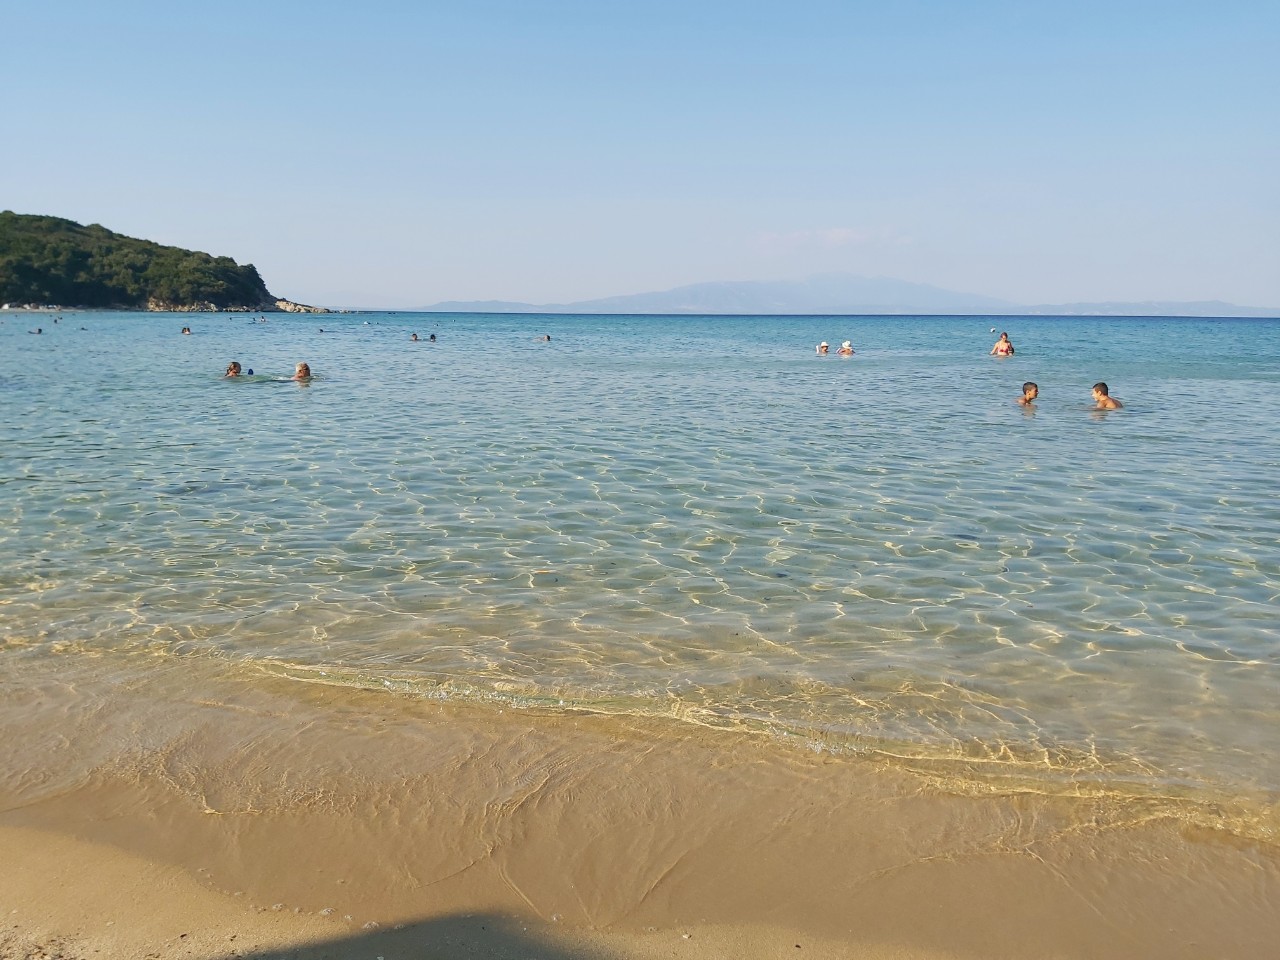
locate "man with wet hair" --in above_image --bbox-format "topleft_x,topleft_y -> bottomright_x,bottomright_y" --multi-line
1092,382 -> 1122,409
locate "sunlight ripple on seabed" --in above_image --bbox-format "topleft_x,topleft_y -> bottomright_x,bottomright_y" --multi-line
1,311 -> 1278,843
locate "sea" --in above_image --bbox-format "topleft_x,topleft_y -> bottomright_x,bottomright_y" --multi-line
2,309 -> 1278,840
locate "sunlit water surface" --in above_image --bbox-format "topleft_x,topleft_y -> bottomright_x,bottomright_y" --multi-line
2,311 -> 1278,828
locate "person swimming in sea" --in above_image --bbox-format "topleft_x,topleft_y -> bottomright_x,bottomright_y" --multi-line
411,333 -> 420,341
1092,382 -> 1122,409
816,341 -> 829,355
293,362 -> 312,381
1018,382 -> 1038,406
182,326 -> 192,335
837,340 -> 854,356
991,332 -> 1015,356
225,361 -> 242,378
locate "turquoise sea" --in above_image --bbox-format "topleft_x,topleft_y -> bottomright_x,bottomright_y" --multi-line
2,310 -> 1278,835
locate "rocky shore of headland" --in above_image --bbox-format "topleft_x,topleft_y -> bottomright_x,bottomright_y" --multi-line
141,297 -> 331,313
273,298 -> 330,313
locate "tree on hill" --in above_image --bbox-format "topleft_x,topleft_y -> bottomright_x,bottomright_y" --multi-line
0,211 -> 277,309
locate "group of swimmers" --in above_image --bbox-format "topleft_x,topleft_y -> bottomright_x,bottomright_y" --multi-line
224,361 -> 310,380
995,331 -> 1123,409
816,340 -> 855,356
816,328 -> 1123,410
1017,381 -> 1122,410
210,322 -> 1119,406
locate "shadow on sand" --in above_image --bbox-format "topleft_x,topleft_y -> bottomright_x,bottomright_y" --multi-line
235,912 -> 619,960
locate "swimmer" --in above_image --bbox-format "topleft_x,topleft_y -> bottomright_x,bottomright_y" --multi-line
29,328 -> 42,334
1092,382 -> 1122,409
429,333 -> 436,342
225,361 -> 242,378
990,332 -> 1014,356
538,334 -> 551,342
816,341 -> 829,355
837,340 -> 854,356
411,333 -> 420,341
1017,381 -> 1038,406
293,362 -> 312,381
182,326 -> 192,335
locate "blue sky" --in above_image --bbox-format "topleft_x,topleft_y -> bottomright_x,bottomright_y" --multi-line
4,0 -> 1277,308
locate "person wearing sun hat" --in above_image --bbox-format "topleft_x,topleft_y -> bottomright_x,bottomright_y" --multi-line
837,340 -> 854,356
816,341 -> 829,355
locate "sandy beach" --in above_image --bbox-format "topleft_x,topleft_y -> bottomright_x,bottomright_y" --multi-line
2,656 -> 1276,960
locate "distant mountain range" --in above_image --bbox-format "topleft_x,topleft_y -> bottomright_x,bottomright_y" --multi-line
421,274 -> 1278,317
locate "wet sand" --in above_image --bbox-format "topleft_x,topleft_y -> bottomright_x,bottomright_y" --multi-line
1,656 -> 1277,960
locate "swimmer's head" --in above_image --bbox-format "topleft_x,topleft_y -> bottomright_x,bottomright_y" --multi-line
1092,381 -> 1110,397
295,362 -> 312,379
226,361 -> 242,376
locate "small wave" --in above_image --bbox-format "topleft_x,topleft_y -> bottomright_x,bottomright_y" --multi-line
244,657 -> 1279,846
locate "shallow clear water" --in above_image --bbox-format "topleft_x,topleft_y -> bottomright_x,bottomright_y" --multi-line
2,310 -> 1278,812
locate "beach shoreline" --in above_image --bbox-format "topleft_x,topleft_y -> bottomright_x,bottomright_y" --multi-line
2,656 -> 1276,960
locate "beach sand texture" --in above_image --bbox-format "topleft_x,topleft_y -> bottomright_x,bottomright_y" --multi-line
2,658 -> 1277,960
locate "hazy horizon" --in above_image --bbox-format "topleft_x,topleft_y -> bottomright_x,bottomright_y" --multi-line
3,1 -> 1276,310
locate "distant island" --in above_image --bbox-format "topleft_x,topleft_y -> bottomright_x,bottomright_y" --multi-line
421,274 -> 1279,318
0,212 -> 326,313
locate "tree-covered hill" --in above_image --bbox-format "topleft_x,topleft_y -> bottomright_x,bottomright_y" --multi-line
0,211 -> 279,310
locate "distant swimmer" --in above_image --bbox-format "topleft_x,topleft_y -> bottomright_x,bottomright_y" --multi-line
538,334 -> 551,341
429,333 -> 437,342
225,361 -> 243,378
816,341 -> 829,355
182,326 -> 192,335
29,328 -> 42,334
411,333 -> 420,341
991,332 -> 1015,356
837,340 -> 854,356
1092,382 -> 1122,409
293,362 -> 312,381
1018,381 -> 1039,406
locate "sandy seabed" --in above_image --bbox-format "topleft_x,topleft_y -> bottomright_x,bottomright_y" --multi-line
1,657 -> 1276,960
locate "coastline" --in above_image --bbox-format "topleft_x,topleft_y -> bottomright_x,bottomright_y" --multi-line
3,656 -> 1276,960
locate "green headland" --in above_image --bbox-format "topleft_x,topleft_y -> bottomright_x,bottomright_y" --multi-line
0,212 -> 322,312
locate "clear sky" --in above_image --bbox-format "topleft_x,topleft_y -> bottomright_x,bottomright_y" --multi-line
4,0 -> 1277,309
